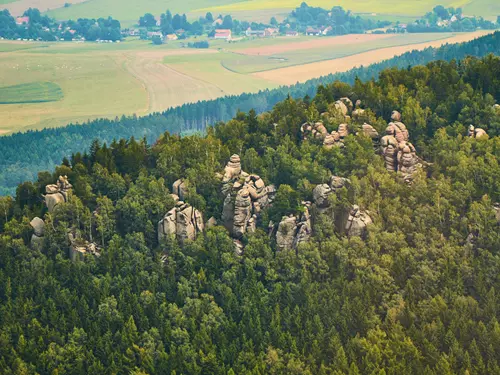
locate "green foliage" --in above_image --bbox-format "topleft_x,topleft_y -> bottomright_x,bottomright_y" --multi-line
1,52 -> 500,375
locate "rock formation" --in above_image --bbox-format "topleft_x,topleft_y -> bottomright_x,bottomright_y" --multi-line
344,205 -> 373,238
468,125 -> 488,139
172,179 -> 189,201
220,155 -> 274,239
158,201 -> 204,243
397,142 -> 419,182
68,230 -> 101,262
323,131 -> 341,149
301,122 -> 328,140
30,217 -> 45,250
44,176 -> 72,213
380,126 -> 399,172
276,202 -> 312,252
494,203 -> 500,224
339,97 -> 353,112
334,100 -> 349,116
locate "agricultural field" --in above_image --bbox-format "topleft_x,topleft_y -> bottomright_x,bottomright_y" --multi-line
0,30 -> 493,134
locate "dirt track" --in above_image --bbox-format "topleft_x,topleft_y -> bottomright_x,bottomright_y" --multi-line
119,49 -> 224,113
253,31 -> 492,84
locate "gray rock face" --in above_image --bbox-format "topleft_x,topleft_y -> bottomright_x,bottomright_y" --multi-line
44,176 -> 72,213
158,202 -> 204,243
345,205 -> 372,238
220,155 -> 272,239
276,203 -> 312,252
68,230 -> 101,262
30,217 -> 45,237
172,179 -> 189,201
313,184 -> 333,214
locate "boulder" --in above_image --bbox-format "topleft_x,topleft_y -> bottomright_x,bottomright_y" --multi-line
380,127 -> 399,172
206,216 -> 218,228
158,202 -> 204,243
45,192 -> 66,213
345,205 -> 372,238
338,124 -> 349,139
494,204 -> 500,224
360,123 -> 379,140
313,184 -> 332,213
223,154 -> 242,182
276,203 -> 312,252
468,125 -> 488,139
233,188 -> 253,238
30,234 -> 44,251
397,142 -> 419,180
335,100 -> 348,116
68,230 -> 101,262
391,110 -> 402,122
389,121 -> 409,143
339,97 -> 353,112
30,217 -> 45,237
44,177 -> 72,213
323,132 -> 341,149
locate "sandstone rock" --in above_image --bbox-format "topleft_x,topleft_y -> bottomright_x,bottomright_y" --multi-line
345,205 -> 372,238
323,132 -> 341,149
352,108 -> 365,120
468,125 -> 488,139
360,123 -> 379,139
44,176 -> 72,213
45,184 -> 59,194
30,217 -> 45,237
172,179 -> 189,201
68,230 -> 101,262
391,110 -> 402,122
313,184 -> 332,213
223,154 -> 242,182
276,203 -> 312,251
494,204 -> 500,223
397,142 -> 420,183
206,216 -> 218,228
233,188 -> 253,238
158,202 -> 204,243
233,240 -> 244,256
339,97 -> 353,112
335,100 -> 348,116
45,193 -> 66,213
338,124 -> 349,139
380,127 -> 399,172
388,121 -> 409,143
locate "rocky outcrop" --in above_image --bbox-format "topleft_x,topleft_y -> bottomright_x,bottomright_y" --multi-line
323,131 -> 342,149
397,142 -> 420,182
276,202 -> 312,252
44,176 -> 72,213
344,205 -> 373,238
468,125 -> 488,139
68,230 -> 101,262
158,201 -> 204,243
494,203 -> 500,224
30,217 -> 45,250
359,123 -> 379,140
220,155 -> 274,239
301,122 -> 328,140
172,179 -> 189,201
380,126 -> 399,172
334,100 -> 349,116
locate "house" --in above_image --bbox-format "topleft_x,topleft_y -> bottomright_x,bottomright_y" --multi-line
246,28 -> 265,37
450,15 -> 458,22
321,26 -> 332,36
165,34 -> 178,41
147,31 -> 163,38
264,28 -> 278,37
286,30 -> 299,37
214,29 -> 232,40
306,27 -> 321,36
212,19 -> 223,27
16,16 -> 29,25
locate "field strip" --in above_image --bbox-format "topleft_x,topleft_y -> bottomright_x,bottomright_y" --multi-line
4,0 -> 88,16
253,31 -> 492,84
121,50 -> 227,113
235,34 -> 395,56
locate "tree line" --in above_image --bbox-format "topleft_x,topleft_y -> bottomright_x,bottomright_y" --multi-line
0,31 -> 499,196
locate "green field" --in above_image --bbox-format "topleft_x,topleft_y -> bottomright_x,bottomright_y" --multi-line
0,82 -> 63,104
220,33 -> 455,74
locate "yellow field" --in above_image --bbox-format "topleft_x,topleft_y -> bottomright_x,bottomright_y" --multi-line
0,31 -> 493,134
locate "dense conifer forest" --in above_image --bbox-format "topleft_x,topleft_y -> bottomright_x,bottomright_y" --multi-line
0,53 -> 499,374
0,31 -> 499,196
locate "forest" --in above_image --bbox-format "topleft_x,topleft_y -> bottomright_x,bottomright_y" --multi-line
0,52 -> 499,374
0,31 -> 499,196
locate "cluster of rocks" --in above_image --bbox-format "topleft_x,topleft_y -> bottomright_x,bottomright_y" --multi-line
172,179 -> 189,201
275,202 -> 312,252
158,198 -> 204,243
30,217 -> 45,250
380,111 -> 421,183
220,155 -> 276,239
468,125 -> 488,139
68,230 -> 101,262
43,175 -> 72,213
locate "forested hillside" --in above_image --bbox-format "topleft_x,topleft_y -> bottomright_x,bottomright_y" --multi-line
0,55 -> 499,374
0,31 -> 499,195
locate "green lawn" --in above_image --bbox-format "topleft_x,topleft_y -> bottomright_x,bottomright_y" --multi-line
0,82 -> 63,104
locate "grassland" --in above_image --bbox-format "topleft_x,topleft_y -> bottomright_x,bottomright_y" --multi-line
0,82 -> 63,104
0,30 -> 493,134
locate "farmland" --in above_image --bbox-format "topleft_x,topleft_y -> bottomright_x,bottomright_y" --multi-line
0,30 -> 494,134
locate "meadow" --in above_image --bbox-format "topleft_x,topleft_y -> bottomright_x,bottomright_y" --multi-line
0,30 -> 493,134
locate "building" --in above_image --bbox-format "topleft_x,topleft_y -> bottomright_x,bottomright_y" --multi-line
286,30 -> 299,37
306,27 -> 321,36
246,28 -> 265,37
165,34 -> 178,41
214,29 -> 232,40
147,31 -> 163,38
264,28 -> 279,37
16,16 -> 29,25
